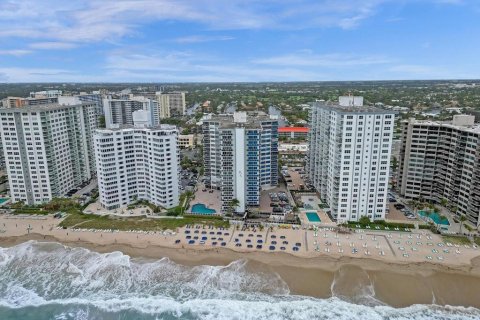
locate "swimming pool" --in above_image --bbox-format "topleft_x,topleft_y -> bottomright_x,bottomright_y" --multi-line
191,203 -> 217,215
0,198 -> 9,205
418,210 -> 450,225
306,212 -> 321,222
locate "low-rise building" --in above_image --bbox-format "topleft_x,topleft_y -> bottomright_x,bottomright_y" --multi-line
278,127 -> 309,140
178,134 -> 195,148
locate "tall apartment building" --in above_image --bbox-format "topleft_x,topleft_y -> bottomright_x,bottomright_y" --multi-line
156,92 -> 186,117
30,90 -> 62,98
398,115 -> 480,227
103,97 -> 158,128
58,93 -> 103,115
307,97 -> 395,222
1,96 -> 58,108
0,103 -> 97,205
202,112 -> 278,213
94,119 -> 179,210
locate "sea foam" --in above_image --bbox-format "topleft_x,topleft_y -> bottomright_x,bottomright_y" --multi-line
0,241 -> 478,320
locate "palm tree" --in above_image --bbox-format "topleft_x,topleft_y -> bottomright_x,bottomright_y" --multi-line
451,205 -> 458,217
408,200 -> 420,215
439,214 -> 447,226
228,198 -> 240,215
440,198 -> 448,208
459,215 -> 467,234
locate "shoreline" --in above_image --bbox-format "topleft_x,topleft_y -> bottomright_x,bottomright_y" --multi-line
2,215 -> 480,308
3,232 -> 480,308
2,232 -> 480,277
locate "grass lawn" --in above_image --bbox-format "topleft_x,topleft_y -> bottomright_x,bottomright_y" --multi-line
59,210 -> 229,231
474,237 -> 480,246
442,235 -> 471,245
13,208 -> 49,215
346,222 -> 414,232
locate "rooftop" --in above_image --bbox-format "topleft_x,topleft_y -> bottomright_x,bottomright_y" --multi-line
203,112 -> 277,129
0,102 -> 94,113
312,100 -> 394,114
96,124 -> 177,132
404,117 -> 480,134
279,127 -> 309,133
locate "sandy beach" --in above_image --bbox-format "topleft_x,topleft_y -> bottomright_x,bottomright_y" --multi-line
2,214 -> 480,308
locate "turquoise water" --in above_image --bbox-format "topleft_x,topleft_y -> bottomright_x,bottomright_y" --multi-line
418,210 -> 450,225
0,198 -> 8,204
306,212 -> 321,222
191,203 -> 216,214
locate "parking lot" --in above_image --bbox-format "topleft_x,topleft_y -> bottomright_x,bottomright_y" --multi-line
259,185 -> 293,214
385,193 -> 418,222
281,166 -> 313,191
180,169 -> 198,192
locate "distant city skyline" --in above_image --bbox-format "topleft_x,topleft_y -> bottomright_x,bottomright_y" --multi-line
0,0 -> 479,82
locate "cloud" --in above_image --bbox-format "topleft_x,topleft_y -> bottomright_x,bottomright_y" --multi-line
29,42 -> 77,49
253,51 -> 392,67
0,49 -> 32,56
0,67 -> 76,82
0,0 -> 394,44
174,35 -> 234,43
104,50 -> 323,82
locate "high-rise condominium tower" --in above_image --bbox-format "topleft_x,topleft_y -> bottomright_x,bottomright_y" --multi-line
0,103 -> 97,205
103,96 -> 158,128
307,97 -> 395,222
156,92 -> 186,118
398,115 -> 480,227
94,114 -> 180,210
202,112 -> 278,214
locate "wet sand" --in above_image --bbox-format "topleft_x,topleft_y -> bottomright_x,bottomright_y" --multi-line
2,232 -> 480,308
2,215 -> 480,308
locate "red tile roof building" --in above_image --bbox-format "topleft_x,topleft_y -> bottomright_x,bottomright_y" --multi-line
278,127 -> 309,139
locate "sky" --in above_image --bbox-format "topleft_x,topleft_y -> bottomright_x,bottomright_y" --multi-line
0,0 -> 479,82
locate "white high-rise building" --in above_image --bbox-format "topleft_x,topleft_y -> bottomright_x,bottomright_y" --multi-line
156,92 -> 186,117
58,93 -> 103,116
0,103 -> 97,205
94,122 -> 180,210
103,96 -> 158,128
307,97 -> 395,222
30,90 -> 62,98
202,112 -> 278,214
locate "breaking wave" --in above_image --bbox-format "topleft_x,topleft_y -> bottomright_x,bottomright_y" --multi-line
0,241 -> 479,320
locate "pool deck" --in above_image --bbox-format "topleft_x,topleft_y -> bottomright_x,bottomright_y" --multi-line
299,209 -> 335,226
190,182 -> 222,214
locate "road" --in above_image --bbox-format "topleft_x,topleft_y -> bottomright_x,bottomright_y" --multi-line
74,179 -> 98,196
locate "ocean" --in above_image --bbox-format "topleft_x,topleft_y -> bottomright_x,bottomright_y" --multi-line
0,241 -> 479,320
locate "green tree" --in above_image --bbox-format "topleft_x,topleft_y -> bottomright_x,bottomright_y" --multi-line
391,156 -> 398,173
228,198 -> 240,215
359,215 -> 371,226
408,200 -> 420,215
459,215 -> 467,234
440,198 -> 448,208
98,115 -> 106,128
